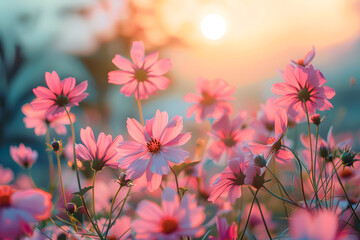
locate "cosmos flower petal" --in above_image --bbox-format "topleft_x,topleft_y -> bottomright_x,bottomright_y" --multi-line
130,41 -> 145,68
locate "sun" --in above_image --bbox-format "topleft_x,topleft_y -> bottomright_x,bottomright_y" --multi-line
201,14 -> 227,40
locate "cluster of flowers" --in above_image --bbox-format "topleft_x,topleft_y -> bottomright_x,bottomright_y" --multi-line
1,42 -> 360,240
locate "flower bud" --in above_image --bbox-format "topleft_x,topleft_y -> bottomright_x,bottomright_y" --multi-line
66,202 -> 77,214
254,155 -> 267,168
341,151 -> 357,167
310,114 -> 321,126
117,172 -> 132,187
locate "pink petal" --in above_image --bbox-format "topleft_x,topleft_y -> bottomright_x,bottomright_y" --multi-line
45,71 -> 61,96
161,187 -> 179,216
62,77 -> 76,96
127,157 -> 149,179
112,54 -> 135,72
68,81 -> 88,99
303,46 -> 315,66
149,59 -> 172,75
184,93 -> 201,103
143,51 -> 159,69
161,146 -> 189,164
146,167 -> 162,192
127,118 -> 147,144
147,76 -> 170,90
12,189 -> 52,220
130,41 -> 145,68
108,70 -> 134,85
165,132 -> 191,146
152,110 -> 168,140
80,127 -> 97,158
150,152 -> 169,175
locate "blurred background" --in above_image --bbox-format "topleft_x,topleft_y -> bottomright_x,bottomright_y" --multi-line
1,0 -> 360,185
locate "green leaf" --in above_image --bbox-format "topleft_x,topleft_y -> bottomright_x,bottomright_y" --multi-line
72,186 -> 94,198
172,160 -> 200,176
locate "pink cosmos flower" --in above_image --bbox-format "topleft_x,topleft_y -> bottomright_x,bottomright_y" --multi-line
208,111 -> 254,162
10,143 -> 38,169
246,109 -> 293,164
271,64 -> 335,119
132,187 -> 205,239
209,216 -> 237,240
184,77 -> 235,123
76,126 -> 123,171
0,185 -> 52,240
0,165 -> 14,185
208,151 -> 250,204
108,41 -> 172,100
291,46 -> 315,68
32,71 -> 88,117
22,103 -> 75,136
251,97 -> 279,140
117,110 -> 191,191
289,209 -> 351,240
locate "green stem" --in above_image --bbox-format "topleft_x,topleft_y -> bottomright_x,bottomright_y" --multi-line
64,107 -> 103,240
92,171 -> 98,223
137,99 -> 144,126
170,166 -> 181,199
250,188 -> 272,240
56,152 -> 68,212
313,125 -> 319,190
110,187 -> 132,229
26,168 -> 37,188
303,101 -> 321,207
303,101 -> 314,178
281,145 -> 309,208
265,166 -> 293,202
239,188 -> 259,240
104,185 -> 122,239
46,127 -> 55,194
331,161 -> 360,224
263,186 -> 302,208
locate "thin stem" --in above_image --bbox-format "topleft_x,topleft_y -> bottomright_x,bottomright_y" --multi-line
239,188 -> 259,240
92,171 -> 98,223
303,101 -> 314,178
26,168 -> 37,188
282,145 -> 309,208
137,99 -> 144,126
110,187 -> 132,229
46,127 -> 55,193
105,185 -> 122,239
56,152 -> 68,212
313,125 -> 319,190
265,166 -> 293,202
170,166 -> 181,199
341,200 -> 360,232
64,107 -> 103,240
64,108 -> 82,195
263,186 -> 302,208
331,161 -> 360,224
250,188 -> 272,240
303,102 -> 321,207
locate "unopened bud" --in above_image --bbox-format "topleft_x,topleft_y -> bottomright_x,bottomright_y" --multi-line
254,155 -> 267,168
66,202 -> 77,214
341,151 -> 357,168
50,140 -> 61,152
310,114 -> 321,126
118,172 -> 132,187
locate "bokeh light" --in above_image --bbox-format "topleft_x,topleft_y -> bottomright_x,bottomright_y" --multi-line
200,13 -> 226,40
